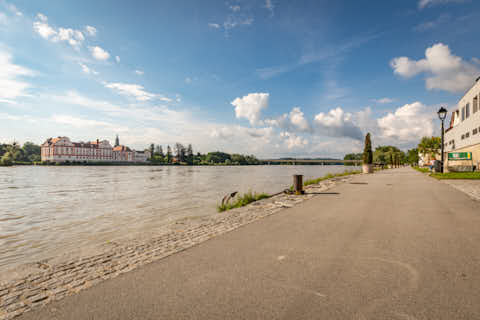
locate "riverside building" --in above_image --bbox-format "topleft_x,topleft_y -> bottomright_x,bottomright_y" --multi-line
444,78 -> 480,171
41,136 -> 150,163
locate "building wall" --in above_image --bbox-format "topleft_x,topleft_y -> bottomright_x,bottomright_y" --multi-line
444,80 -> 480,171
41,137 -> 145,163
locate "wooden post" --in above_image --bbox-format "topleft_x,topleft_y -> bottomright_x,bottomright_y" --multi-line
293,174 -> 304,195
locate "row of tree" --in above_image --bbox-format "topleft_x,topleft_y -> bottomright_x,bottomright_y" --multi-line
345,135 -> 443,167
148,143 -> 260,165
345,145 -> 420,166
0,142 -> 41,166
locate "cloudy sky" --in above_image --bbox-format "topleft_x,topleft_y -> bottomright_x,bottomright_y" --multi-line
1,0 -> 479,158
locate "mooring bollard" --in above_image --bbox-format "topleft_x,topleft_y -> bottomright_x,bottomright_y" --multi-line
293,174 -> 304,195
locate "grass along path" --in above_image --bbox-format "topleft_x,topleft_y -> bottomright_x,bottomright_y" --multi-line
218,170 -> 363,212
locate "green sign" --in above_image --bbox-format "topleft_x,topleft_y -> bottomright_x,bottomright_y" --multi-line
448,152 -> 472,160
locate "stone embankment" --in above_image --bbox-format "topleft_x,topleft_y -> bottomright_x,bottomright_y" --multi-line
0,175 -> 356,320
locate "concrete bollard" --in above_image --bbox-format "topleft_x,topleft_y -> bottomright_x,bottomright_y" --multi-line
293,174 -> 304,195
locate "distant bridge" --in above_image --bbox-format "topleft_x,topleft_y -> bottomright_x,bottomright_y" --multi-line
260,159 -> 362,165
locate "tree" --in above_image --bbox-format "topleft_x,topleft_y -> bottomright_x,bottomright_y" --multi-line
150,143 -> 155,159
407,148 -> 419,165
166,145 -> 172,163
390,153 -> 394,167
418,136 -> 441,158
363,133 -> 373,164
186,144 -> 193,165
157,145 -> 164,158
22,142 -> 41,162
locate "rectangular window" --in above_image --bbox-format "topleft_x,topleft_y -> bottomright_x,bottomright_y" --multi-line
462,107 -> 465,121
474,96 -> 479,113
461,134 -> 465,140
466,132 -> 470,138
466,103 -> 470,118
474,128 -> 478,135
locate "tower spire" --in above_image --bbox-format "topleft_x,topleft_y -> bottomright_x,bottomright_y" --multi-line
115,134 -> 120,147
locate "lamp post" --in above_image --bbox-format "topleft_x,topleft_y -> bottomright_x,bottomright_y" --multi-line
437,107 -> 448,173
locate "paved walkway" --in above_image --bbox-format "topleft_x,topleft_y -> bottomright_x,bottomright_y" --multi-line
18,168 -> 480,320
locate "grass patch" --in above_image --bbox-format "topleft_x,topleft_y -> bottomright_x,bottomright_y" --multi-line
217,191 -> 271,212
303,170 -> 362,187
413,166 -> 430,173
430,172 -> 480,180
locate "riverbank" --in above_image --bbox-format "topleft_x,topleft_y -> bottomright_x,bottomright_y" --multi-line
0,172 -> 358,319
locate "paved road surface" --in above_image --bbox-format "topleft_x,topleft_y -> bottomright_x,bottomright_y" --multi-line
19,168 -> 480,319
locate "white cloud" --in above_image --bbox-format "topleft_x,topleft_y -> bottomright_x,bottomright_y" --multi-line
314,107 -> 363,140
33,14 -> 85,49
89,46 -> 110,60
208,23 -> 220,29
135,70 -> 144,75
377,102 -> 434,142
51,115 -> 121,129
103,82 -> 171,102
231,93 -> 269,126
230,5 -> 241,11
78,63 -> 98,75
185,77 -> 192,84
280,132 -> 308,149
418,0 -> 468,9
289,107 -> 311,132
115,56 -> 120,63
33,15 -> 57,39
391,43 -> 479,93
373,97 -> 394,104
0,49 -> 34,101
85,25 -> 97,36
104,82 -> 155,101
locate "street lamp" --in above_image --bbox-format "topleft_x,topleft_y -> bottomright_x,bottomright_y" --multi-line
437,107 -> 448,173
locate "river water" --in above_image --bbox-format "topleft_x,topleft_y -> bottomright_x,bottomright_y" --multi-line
0,165 -> 357,276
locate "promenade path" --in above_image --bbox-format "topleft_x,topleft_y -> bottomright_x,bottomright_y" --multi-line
19,168 -> 480,319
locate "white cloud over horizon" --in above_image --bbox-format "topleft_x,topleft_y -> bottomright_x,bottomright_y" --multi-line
391,43 -> 479,93
231,92 -> 269,126
0,49 -> 34,102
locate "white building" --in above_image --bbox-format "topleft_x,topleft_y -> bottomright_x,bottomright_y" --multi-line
41,136 -> 150,163
444,78 -> 480,170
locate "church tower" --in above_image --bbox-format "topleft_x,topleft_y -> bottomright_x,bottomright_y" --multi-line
114,134 -> 120,147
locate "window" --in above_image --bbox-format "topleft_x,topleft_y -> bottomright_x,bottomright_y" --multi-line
474,95 -> 479,113
466,132 -> 470,138
466,103 -> 470,118
474,128 -> 478,135
461,134 -> 465,140
462,107 -> 465,121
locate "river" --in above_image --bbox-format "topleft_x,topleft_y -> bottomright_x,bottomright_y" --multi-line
0,165 -> 357,277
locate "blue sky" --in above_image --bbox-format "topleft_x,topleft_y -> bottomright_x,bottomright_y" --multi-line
1,0 -> 479,157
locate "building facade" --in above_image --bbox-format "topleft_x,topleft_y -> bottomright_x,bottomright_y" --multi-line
444,78 -> 480,170
41,136 -> 150,163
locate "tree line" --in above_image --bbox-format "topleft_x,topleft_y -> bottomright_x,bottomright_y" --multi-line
344,145 -> 420,166
148,143 -> 260,165
0,142 -> 41,166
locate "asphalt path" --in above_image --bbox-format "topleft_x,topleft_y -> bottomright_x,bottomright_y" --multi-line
19,168 -> 480,319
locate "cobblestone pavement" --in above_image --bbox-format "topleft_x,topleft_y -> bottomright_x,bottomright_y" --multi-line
0,175 -> 356,320
441,179 -> 480,201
